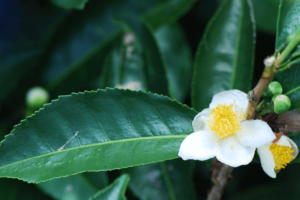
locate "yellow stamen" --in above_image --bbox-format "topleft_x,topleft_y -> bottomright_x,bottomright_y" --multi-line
269,143 -> 294,170
208,103 -> 245,139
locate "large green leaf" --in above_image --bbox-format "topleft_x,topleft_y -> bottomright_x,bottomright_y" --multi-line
192,0 -> 256,111
0,178 -> 50,200
123,159 -> 196,200
108,17 -> 169,96
49,0 -> 89,10
275,0 -> 300,49
0,89 -> 196,183
155,24 -> 193,102
99,33 -> 146,91
89,174 -> 130,200
273,0 -> 300,110
252,0 -> 280,34
38,171 -> 109,200
42,0 -> 195,96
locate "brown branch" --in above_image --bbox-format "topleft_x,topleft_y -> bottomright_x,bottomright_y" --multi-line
207,56 -> 276,200
207,160 -> 233,200
246,56 -> 276,120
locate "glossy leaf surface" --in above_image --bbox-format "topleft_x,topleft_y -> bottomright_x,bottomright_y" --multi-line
155,24 -> 193,102
89,174 -> 129,200
273,0 -> 300,110
192,0 -> 255,111
123,159 -> 196,200
38,172 -> 109,200
0,89 -> 196,183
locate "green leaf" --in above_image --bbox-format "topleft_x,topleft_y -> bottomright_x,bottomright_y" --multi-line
0,178 -> 50,200
0,89 -> 196,183
275,0 -> 300,49
49,0 -> 89,10
155,24 -> 193,102
42,0 -> 195,96
143,0 -> 197,30
273,0 -> 300,110
252,0 -> 280,34
89,174 -> 130,200
101,17 -> 169,95
123,159 -> 196,200
192,0 -> 256,111
38,172 -> 109,200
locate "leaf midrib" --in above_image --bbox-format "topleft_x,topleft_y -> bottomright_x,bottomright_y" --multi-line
0,135 -> 188,169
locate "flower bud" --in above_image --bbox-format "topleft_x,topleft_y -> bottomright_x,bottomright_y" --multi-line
26,86 -> 49,109
263,81 -> 283,97
272,94 -> 291,114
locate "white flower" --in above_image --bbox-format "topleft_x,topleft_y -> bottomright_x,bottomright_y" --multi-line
178,90 -> 276,167
257,135 -> 299,178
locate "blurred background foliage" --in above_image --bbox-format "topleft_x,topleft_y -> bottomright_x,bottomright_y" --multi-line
1,0 -> 298,199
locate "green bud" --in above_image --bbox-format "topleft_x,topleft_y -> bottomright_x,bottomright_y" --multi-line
26,86 -> 49,109
263,81 -> 283,97
272,94 -> 291,114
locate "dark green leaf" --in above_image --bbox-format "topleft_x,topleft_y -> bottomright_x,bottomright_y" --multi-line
274,0 -> 300,110
38,172 -> 109,200
99,31 -> 146,91
49,0 -> 89,10
123,159 -> 196,200
275,0 -> 300,48
0,178 -> 50,200
252,0 -> 280,34
0,89 -> 196,183
42,0 -> 195,97
155,24 -> 193,102
192,0 -> 256,111
89,174 -> 130,200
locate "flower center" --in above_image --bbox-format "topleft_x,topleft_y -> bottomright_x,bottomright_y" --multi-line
269,143 -> 294,170
208,103 -> 244,139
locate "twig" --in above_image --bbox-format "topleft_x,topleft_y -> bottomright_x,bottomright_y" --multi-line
246,56 -> 276,120
207,56 -> 276,200
207,160 -> 233,200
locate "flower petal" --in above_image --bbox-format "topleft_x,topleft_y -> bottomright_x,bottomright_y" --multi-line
257,143 -> 276,178
178,130 -> 219,161
216,135 -> 255,167
209,90 -> 248,113
192,108 -> 211,131
235,120 -> 276,148
281,135 -> 299,160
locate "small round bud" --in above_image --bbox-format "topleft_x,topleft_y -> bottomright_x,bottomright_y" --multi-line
263,81 -> 283,97
26,86 -> 49,109
272,94 -> 291,114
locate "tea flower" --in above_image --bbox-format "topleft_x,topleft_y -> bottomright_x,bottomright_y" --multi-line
257,135 -> 299,178
178,90 -> 276,167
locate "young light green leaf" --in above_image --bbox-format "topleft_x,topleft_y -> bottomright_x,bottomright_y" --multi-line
0,89 -> 196,183
49,0 -> 89,10
122,159 -> 196,200
37,172 -> 109,200
155,24 -> 193,102
192,0 -> 256,111
89,174 -> 130,200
